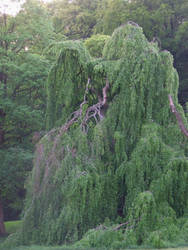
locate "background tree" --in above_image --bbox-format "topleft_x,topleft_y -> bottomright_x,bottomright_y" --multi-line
84,34 -> 110,57
94,0 -> 127,35
16,0 -> 57,54
47,0 -> 100,39
0,0 -> 56,230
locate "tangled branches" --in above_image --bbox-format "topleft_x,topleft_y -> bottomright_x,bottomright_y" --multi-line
32,78 -> 110,196
63,77 -> 110,134
81,78 -> 109,132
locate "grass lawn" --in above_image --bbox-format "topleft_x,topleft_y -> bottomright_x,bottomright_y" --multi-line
5,220 -> 22,234
14,247 -> 93,250
1,241 -> 188,250
12,246 -> 188,250
11,245 -> 188,250
12,246 -> 108,250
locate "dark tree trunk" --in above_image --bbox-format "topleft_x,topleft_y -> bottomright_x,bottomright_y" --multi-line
168,95 -> 188,138
0,127 -> 5,146
0,198 -> 6,235
0,108 -> 6,147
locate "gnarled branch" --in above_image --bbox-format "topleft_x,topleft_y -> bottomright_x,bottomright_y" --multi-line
81,79 -> 109,132
168,95 -> 188,138
59,78 -> 110,134
33,78 -> 110,197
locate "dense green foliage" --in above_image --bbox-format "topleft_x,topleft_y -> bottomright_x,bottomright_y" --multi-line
84,34 -> 110,58
47,0 -> 99,39
95,0 -> 188,106
1,0 -> 188,226
47,0 -> 188,106
6,24 -> 187,249
0,0 -> 56,221
46,41 -> 91,129
1,0 -> 188,249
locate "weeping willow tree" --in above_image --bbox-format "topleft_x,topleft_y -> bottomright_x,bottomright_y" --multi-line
5,23 -> 188,249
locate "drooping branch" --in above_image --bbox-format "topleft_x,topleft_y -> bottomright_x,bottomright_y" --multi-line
57,78 -> 110,134
81,79 -> 109,132
112,221 -> 129,231
33,78 -> 110,196
168,95 -> 188,138
94,220 -> 137,232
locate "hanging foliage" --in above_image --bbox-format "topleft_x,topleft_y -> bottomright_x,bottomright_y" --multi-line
5,23 -> 188,249
46,40 -> 91,130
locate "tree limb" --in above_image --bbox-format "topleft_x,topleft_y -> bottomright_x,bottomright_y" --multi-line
112,221 -> 129,231
81,79 -> 109,132
168,95 -> 188,138
34,78 -> 110,196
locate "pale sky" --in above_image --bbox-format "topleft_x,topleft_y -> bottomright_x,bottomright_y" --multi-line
0,0 -> 53,16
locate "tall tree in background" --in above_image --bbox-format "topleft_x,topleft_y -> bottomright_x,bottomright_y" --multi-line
16,0 -> 57,54
47,0 -> 99,39
94,0 -> 127,35
0,0 -> 56,231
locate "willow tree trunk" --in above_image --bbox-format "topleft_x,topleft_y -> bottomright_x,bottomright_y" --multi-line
0,198 -> 6,235
168,95 -> 188,138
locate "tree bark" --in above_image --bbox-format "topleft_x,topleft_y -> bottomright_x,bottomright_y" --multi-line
0,198 -> 6,235
168,95 -> 188,138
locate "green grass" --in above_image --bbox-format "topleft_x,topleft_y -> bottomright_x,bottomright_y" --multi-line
12,246 -> 188,250
15,247 -> 83,250
5,220 -> 22,234
14,247 -> 108,250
